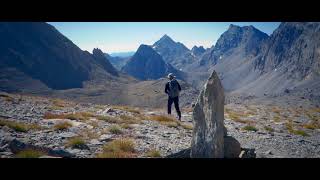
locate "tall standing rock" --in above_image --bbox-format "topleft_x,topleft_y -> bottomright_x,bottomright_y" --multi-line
191,70 -> 225,158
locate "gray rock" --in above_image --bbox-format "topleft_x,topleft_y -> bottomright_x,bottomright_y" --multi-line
239,148 -> 256,158
99,134 -> 113,142
166,148 -> 191,158
224,136 -> 241,158
191,71 -> 225,158
8,139 -> 75,158
89,139 -> 103,145
59,132 -> 77,138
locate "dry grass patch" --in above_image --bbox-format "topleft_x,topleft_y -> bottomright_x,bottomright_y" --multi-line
303,121 -> 320,130
43,112 -> 95,121
242,125 -> 258,132
225,108 -> 252,123
53,121 -> 72,131
0,119 -> 41,132
50,98 -> 67,110
264,126 -> 274,132
119,115 -> 141,124
146,149 -> 161,158
97,115 -> 120,123
180,123 -> 193,130
66,137 -> 87,149
148,115 -> 193,130
149,115 -> 176,123
108,125 -> 123,134
111,105 -> 141,114
271,107 -> 281,115
306,113 -> 319,122
310,108 -> 320,113
96,138 -> 136,158
120,123 -> 133,129
273,115 -> 281,122
286,120 -> 309,136
15,149 -> 46,158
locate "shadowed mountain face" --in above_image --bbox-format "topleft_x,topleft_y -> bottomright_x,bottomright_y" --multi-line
92,48 -> 118,76
0,22 -> 118,91
122,44 -> 183,80
255,22 -> 320,79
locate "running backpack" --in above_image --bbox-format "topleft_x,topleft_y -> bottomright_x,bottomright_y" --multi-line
168,79 -> 180,98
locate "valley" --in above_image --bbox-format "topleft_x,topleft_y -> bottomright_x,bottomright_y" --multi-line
0,22 -> 319,158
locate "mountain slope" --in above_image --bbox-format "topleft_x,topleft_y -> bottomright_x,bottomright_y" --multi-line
122,44 -> 183,80
235,22 -> 320,96
152,35 -> 196,70
0,22 -> 119,91
187,22 -> 320,100
186,24 -> 269,90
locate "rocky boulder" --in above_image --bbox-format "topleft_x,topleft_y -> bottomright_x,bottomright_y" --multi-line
190,71 -> 226,158
224,136 -> 241,158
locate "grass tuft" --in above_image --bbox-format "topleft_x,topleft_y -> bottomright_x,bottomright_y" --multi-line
225,109 -> 252,123
43,112 -> 95,121
120,123 -> 133,129
96,138 -> 136,158
97,115 -> 120,123
242,125 -> 258,132
119,115 -> 141,124
149,115 -> 176,123
286,121 -> 310,136
303,122 -> 320,130
15,149 -> 45,158
66,137 -> 87,149
0,119 -> 41,132
264,126 -> 274,132
146,149 -> 161,158
108,125 -> 123,134
53,121 -> 72,130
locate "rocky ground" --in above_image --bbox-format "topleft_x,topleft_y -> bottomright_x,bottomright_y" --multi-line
0,92 -> 319,158
0,93 -> 193,158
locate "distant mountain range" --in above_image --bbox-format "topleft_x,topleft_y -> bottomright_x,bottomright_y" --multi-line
185,22 -> 320,100
152,34 -> 200,70
0,22 -> 319,105
104,53 -> 130,70
109,51 -> 135,57
122,44 -> 184,80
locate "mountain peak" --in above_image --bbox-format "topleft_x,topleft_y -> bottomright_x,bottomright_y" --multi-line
137,44 -> 154,53
229,24 -> 240,29
154,34 -> 176,46
92,48 -> 104,56
191,46 -> 206,56
161,34 -> 173,40
122,43 -> 182,80
214,24 -> 269,54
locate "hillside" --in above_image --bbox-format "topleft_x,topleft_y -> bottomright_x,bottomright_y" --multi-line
0,22 -> 118,91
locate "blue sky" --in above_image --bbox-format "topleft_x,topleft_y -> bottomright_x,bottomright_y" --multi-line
48,22 -> 280,53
